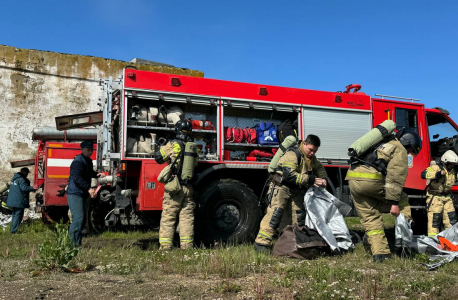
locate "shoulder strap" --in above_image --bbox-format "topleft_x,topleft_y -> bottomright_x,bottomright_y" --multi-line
175,140 -> 186,178
164,141 -> 183,183
286,147 -> 301,166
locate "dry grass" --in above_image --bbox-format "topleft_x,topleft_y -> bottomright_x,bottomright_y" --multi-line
1,218 -> 458,299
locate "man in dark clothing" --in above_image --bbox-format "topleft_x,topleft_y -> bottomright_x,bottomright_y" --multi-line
6,167 -> 37,233
67,140 -> 103,246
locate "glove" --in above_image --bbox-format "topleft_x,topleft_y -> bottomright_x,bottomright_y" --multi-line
56,184 -> 68,197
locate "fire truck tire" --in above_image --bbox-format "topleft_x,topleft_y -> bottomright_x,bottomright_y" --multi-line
197,179 -> 261,245
87,199 -> 111,234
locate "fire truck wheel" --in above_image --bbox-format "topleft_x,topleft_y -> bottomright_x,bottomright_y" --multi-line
197,179 -> 261,245
87,199 -> 111,234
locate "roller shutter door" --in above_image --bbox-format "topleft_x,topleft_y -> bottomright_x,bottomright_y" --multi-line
302,108 -> 371,161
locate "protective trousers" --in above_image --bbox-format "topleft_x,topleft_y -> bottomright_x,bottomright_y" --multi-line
255,183 -> 306,245
349,179 -> 411,255
427,194 -> 458,236
159,184 -> 195,250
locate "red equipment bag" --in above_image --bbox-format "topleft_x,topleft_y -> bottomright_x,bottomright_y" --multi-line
247,149 -> 274,158
225,127 -> 254,144
241,128 -> 248,143
245,128 -> 257,144
224,127 -> 233,142
191,120 -> 215,130
232,127 -> 245,143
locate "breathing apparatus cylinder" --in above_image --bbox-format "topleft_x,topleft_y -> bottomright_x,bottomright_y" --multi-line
268,135 -> 298,173
181,142 -> 198,181
348,120 -> 396,157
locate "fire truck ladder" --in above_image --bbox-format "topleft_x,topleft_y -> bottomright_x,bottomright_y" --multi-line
98,76 -> 123,170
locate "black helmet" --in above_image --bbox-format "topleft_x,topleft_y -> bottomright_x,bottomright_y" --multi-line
396,128 -> 422,155
174,119 -> 193,141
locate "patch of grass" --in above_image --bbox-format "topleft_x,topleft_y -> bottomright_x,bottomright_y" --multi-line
213,281 -> 242,294
34,223 -> 79,270
2,219 -> 458,299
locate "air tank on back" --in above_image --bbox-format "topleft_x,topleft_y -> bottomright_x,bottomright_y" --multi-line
348,120 -> 396,157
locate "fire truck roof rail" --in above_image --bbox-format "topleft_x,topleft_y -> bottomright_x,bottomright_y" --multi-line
375,94 -> 420,103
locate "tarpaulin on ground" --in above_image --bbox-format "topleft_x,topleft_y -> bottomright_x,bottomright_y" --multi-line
0,212 -> 12,230
304,186 -> 354,252
395,213 -> 413,256
411,222 -> 458,270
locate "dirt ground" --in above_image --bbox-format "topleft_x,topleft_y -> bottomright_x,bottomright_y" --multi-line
2,219 -> 458,300
0,264 -> 280,300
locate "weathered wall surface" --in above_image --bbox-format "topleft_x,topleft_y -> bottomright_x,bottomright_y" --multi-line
0,45 -> 203,183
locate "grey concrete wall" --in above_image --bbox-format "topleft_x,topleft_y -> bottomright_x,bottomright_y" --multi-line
0,45 -> 203,183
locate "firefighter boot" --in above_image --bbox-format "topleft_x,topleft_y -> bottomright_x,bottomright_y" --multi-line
159,244 -> 173,251
254,242 -> 271,254
373,254 -> 391,262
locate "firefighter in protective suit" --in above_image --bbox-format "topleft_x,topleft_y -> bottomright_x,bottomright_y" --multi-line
346,129 -> 422,262
254,134 -> 328,252
421,150 -> 458,236
155,120 -> 198,250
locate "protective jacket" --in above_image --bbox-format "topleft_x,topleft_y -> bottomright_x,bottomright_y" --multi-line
67,154 -> 97,196
6,173 -> 35,208
156,140 -> 198,180
421,163 -> 456,195
275,141 -> 327,190
346,139 -> 408,204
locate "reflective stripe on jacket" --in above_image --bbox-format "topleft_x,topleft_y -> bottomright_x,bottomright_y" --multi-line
345,139 -> 408,203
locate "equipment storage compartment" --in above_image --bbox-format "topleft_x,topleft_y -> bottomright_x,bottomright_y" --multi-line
222,99 -> 299,162
124,91 -> 218,160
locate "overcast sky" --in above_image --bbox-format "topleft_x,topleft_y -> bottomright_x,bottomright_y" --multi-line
2,0 -> 458,118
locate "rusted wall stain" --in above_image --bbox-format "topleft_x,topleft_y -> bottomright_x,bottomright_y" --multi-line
0,44 -> 204,183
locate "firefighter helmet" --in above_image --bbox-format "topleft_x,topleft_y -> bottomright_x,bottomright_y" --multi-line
396,128 -> 422,155
175,119 -> 193,141
441,150 -> 458,165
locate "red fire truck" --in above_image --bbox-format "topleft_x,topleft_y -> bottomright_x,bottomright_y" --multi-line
54,69 -> 458,241
9,128 -> 98,226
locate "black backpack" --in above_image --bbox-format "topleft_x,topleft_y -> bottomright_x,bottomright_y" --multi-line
277,119 -> 298,143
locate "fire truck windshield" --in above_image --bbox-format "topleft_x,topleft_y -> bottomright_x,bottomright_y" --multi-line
427,113 -> 458,159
